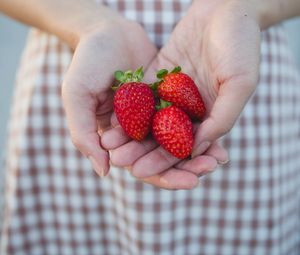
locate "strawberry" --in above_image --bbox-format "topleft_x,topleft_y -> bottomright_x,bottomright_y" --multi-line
113,67 -> 155,141
154,66 -> 206,120
152,103 -> 193,159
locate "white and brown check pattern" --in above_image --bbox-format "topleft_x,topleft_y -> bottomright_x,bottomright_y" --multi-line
1,1 -> 300,254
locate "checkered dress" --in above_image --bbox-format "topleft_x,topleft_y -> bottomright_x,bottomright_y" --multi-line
2,1 -> 300,254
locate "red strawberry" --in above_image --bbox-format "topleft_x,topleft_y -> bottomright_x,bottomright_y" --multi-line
152,104 -> 193,159
155,66 -> 206,120
113,67 -> 155,141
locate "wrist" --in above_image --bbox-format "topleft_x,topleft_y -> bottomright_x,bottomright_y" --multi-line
249,0 -> 279,30
51,4 -> 125,50
249,0 -> 300,30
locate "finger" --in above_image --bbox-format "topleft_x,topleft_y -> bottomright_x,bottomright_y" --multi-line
205,141 -> 229,164
131,146 -> 181,178
110,112 -> 119,127
192,78 -> 256,157
110,138 -> 157,167
140,168 -> 199,190
101,126 -> 131,150
192,126 -> 230,164
62,84 -> 109,177
175,155 -> 217,176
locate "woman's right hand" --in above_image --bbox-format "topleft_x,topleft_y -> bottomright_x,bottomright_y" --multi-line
62,16 -> 158,177
62,14 -> 226,189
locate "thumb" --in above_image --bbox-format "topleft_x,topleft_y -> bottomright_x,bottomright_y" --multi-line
192,77 -> 256,157
62,82 -> 109,177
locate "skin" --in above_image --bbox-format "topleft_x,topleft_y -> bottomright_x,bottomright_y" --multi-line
1,0 -> 300,189
103,0 -> 261,181
102,0 -> 300,187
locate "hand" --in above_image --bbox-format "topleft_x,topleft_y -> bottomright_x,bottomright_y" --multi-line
102,0 -> 261,184
102,121 -> 227,190
146,0 -> 261,158
102,93 -> 228,190
62,15 -> 157,177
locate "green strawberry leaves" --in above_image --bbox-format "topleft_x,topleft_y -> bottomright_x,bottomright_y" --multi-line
114,70 -> 125,83
134,66 -> 144,81
155,99 -> 172,110
156,69 -> 168,79
114,66 -> 145,87
156,66 -> 181,80
150,81 -> 160,92
170,66 -> 181,74
113,65 -> 182,103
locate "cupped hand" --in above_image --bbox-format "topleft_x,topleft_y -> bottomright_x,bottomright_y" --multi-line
102,0 -> 261,185
61,14 -> 157,177
62,9 -> 225,190
102,115 -> 227,189
146,0 -> 261,158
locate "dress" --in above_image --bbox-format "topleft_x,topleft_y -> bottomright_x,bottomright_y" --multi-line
1,0 -> 300,254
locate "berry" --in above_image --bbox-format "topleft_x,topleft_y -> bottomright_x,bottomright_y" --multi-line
155,67 -> 206,120
152,105 -> 193,159
113,67 -> 155,141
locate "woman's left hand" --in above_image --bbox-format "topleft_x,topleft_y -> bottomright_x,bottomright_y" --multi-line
102,0 -> 262,187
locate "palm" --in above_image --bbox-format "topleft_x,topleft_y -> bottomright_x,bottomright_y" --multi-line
62,20 -> 157,176
65,21 -> 156,128
102,0 -> 260,188
146,0 -> 260,153
151,0 -> 260,118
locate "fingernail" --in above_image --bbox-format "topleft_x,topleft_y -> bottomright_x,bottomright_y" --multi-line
108,151 -> 115,167
218,159 -> 230,165
192,141 -> 211,158
89,156 -> 105,177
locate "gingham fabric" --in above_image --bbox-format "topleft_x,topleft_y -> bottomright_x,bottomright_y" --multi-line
1,0 -> 300,254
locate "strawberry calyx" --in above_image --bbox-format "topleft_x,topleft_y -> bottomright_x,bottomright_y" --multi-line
156,69 -> 168,79
156,99 -> 172,111
112,66 -> 144,91
156,66 -> 182,79
149,81 -> 160,96
170,66 -> 182,74
150,66 -> 182,93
